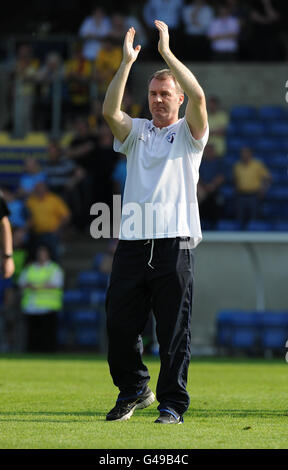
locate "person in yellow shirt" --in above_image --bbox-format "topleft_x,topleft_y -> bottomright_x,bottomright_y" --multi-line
233,147 -> 272,228
26,182 -> 70,261
207,96 -> 229,157
64,44 -> 93,119
93,37 -> 122,97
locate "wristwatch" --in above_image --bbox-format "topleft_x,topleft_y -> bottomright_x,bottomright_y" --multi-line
2,254 -> 13,259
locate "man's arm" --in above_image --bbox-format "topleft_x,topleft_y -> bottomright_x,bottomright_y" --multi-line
102,27 -> 141,143
155,20 -> 207,140
0,216 -> 15,279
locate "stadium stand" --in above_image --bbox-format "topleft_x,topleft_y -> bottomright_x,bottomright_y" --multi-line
216,310 -> 288,356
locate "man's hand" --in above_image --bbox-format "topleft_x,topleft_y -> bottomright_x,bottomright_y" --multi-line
155,20 -> 170,56
123,27 -> 141,64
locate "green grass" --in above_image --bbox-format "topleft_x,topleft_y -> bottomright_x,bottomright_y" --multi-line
0,354 -> 287,449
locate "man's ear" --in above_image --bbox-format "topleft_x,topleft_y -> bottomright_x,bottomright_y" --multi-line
179,94 -> 185,107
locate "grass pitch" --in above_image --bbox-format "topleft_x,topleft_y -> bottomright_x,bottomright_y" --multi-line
0,354 -> 287,449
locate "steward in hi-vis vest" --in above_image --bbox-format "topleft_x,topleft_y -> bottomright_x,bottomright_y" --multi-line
18,245 -> 64,352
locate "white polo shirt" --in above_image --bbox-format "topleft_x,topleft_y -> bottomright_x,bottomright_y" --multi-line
113,117 -> 209,247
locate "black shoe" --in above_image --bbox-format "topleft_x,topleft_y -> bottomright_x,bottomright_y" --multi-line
106,387 -> 155,422
154,409 -> 183,424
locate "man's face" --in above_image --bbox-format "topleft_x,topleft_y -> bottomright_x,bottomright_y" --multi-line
148,78 -> 184,125
241,147 -> 252,163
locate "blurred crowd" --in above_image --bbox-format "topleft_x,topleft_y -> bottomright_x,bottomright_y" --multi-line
0,0 -> 284,352
2,0 -> 287,134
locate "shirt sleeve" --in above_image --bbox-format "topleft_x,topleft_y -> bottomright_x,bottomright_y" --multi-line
79,18 -> 91,36
49,265 -> 64,288
113,119 -> 143,157
183,117 -> 210,152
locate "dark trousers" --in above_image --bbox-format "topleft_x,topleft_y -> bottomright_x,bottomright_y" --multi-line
25,312 -> 58,353
105,237 -> 194,416
236,192 -> 259,229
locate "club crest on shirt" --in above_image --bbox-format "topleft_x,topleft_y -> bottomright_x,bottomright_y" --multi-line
166,132 -> 176,144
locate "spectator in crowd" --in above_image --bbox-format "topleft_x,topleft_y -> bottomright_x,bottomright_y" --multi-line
8,44 -> 39,136
11,227 -> 28,285
0,192 -> 15,279
18,245 -> 64,353
26,181 -> 70,261
79,7 -> 112,61
4,226 -> 28,352
207,95 -> 229,156
88,98 -> 103,134
35,52 -> 66,130
109,13 -> 127,44
233,147 -> 272,229
142,0 -> 184,58
125,8 -> 148,53
208,4 -> 240,61
43,140 -> 82,196
66,117 -> 99,171
182,0 -> 214,61
112,153 -> 126,198
248,0 -> 284,61
121,89 -> 142,118
64,43 -> 93,122
93,122 -> 117,211
18,157 -> 46,199
1,186 -> 29,234
66,117 -> 99,222
198,143 -> 225,228
0,275 -> 14,351
93,37 -> 123,98
43,140 -> 87,230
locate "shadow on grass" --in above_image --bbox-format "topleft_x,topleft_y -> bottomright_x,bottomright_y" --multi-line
0,408 -> 287,424
0,354 -> 285,365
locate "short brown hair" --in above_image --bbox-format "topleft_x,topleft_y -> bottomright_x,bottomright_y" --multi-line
148,69 -> 184,94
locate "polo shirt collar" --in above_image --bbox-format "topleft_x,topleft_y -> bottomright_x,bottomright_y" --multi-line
148,119 -> 181,132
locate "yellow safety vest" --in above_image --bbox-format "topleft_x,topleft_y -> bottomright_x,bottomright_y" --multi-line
21,262 -> 63,311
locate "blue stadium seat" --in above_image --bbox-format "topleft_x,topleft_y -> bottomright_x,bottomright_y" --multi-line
216,311 -> 235,346
216,219 -> 241,231
72,309 -> 101,325
264,153 -> 287,169
273,220 -> 288,231
239,121 -> 265,136
224,154 -> 238,165
226,123 -> 239,136
261,330 -> 287,349
259,312 -> 288,327
258,106 -> 286,120
266,121 -> 288,136
231,329 -> 257,348
216,311 -> 259,348
57,327 -> 68,346
75,328 -> 99,346
252,138 -> 282,153
270,169 -> 288,184
93,253 -> 104,269
267,187 -> 288,200
227,136 -> 252,152
258,312 -> 288,349
246,220 -> 273,231
77,270 -> 108,288
230,106 -> 258,120
219,185 -> 235,198
63,289 -> 88,304
90,290 -> 106,304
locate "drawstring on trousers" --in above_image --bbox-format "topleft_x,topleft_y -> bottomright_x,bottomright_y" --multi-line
144,239 -> 155,269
